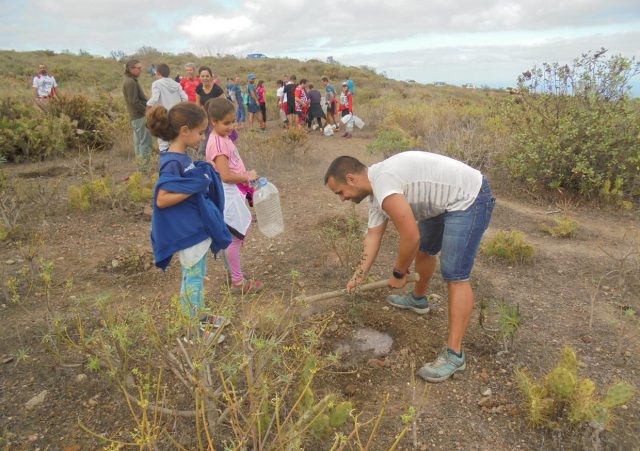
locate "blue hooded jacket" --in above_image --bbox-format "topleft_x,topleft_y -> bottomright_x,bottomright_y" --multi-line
151,160 -> 231,270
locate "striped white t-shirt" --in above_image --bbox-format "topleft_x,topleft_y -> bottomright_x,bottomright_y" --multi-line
367,151 -> 482,228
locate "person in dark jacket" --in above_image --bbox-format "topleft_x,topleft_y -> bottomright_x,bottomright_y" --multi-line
306,83 -> 325,132
122,59 -> 153,172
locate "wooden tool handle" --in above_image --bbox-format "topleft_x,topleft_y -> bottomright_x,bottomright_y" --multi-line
298,273 -> 419,303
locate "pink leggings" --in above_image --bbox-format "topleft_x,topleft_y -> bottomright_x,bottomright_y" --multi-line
224,236 -> 245,283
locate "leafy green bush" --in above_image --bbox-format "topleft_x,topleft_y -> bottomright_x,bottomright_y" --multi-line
481,230 -> 535,264
0,94 -> 127,162
500,49 -> 640,202
47,93 -> 126,150
516,347 -> 635,430
0,98 -> 75,161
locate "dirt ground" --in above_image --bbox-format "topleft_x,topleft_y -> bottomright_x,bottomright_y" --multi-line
1,123 -> 639,450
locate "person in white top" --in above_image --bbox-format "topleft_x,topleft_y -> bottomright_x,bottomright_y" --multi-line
33,64 -> 58,99
275,79 -> 288,127
146,63 -> 188,152
324,151 -> 495,383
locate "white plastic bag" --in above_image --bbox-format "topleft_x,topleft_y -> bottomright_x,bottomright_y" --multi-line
341,113 -> 353,124
323,125 -> 334,136
352,115 -> 365,129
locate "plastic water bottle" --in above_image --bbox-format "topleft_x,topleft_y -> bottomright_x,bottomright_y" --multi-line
253,177 -> 284,237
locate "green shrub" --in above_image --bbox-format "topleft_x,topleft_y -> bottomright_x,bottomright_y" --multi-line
540,216 -> 579,238
516,346 -> 635,430
47,93 -> 126,150
68,177 -> 114,211
481,230 -> 535,263
118,171 -> 155,203
0,98 -> 75,162
500,49 -> 640,202
0,94 -> 127,162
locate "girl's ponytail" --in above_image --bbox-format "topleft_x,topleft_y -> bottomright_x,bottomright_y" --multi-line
146,102 -> 206,142
146,105 -> 176,141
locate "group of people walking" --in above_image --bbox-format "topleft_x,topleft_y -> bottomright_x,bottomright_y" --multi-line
277,75 -> 355,138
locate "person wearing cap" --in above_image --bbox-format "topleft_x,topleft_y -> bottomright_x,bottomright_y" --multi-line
246,74 -> 260,131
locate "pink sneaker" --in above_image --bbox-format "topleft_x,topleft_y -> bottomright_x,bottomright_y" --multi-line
231,278 -> 264,294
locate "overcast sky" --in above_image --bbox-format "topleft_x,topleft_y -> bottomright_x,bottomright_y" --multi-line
2,0 -> 639,88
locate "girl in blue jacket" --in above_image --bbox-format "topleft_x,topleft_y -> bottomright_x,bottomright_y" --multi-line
147,102 -> 231,339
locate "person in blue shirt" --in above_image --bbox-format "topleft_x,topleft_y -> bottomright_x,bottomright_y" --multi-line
146,101 -> 232,343
246,74 -> 260,131
230,75 -> 246,130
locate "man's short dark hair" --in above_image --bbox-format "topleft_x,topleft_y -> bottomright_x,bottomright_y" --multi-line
290,74 -> 297,81
324,156 -> 366,184
321,77 -> 329,82
157,63 -> 170,77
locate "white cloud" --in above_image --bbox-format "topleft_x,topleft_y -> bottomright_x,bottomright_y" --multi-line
180,15 -> 254,39
1,0 -> 638,85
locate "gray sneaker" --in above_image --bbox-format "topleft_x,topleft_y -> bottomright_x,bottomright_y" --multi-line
200,313 -> 227,329
182,329 -> 225,346
386,292 -> 430,314
417,348 -> 466,383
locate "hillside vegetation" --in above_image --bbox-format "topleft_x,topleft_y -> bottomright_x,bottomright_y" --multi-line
1,48 -> 639,204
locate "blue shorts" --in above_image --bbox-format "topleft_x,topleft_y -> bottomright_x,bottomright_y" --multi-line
247,102 -> 260,114
418,177 -> 495,282
236,104 -> 246,123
